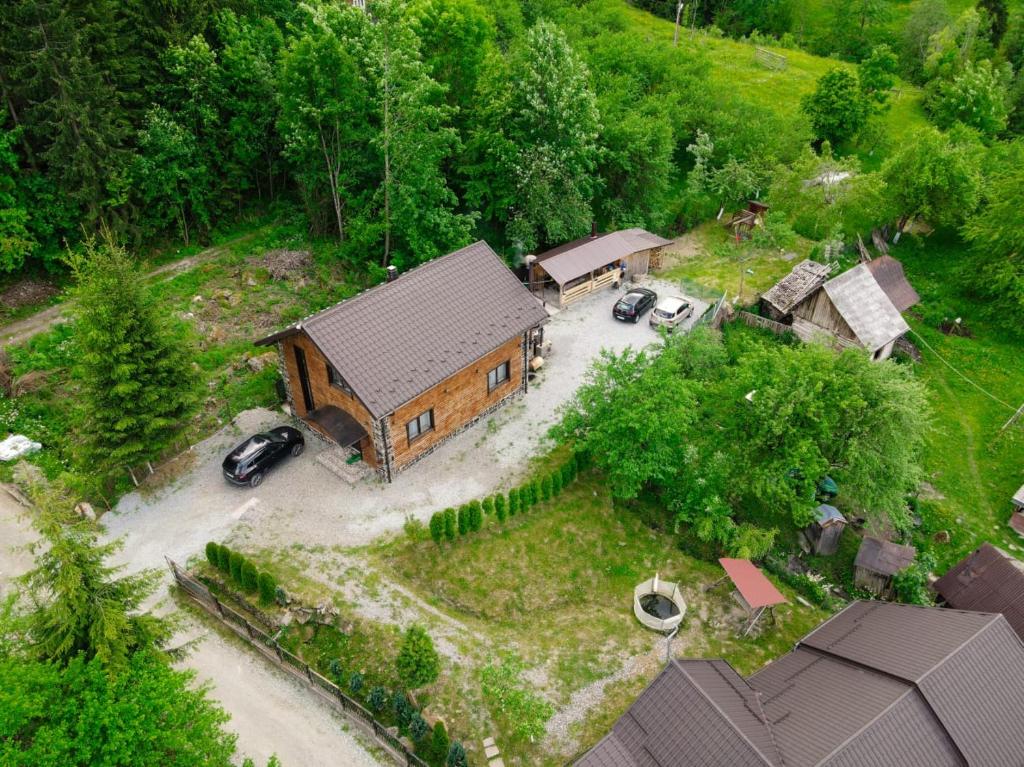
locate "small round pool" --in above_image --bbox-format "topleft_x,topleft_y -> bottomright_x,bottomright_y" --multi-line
633,574 -> 687,633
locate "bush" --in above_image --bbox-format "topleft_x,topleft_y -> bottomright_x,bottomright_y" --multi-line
329,658 -> 344,683
507,488 -> 519,516
540,474 -> 552,501
468,500 -> 483,532
429,512 -> 444,546
349,671 -> 364,694
457,505 -> 469,536
410,713 -> 429,742
215,544 -> 231,573
257,571 -> 277,606
561,456 -> 576,485
494,493 -> 506,518
531,480 -> 543,506
551,470 -> 563,496
447,742 -> 467,767
228,551 -> 244,585
392,690 -> 414,731
240,561 -> 258,593
431,722 -> 450,766
205,542 -> 219,567
482,496 -> 495,516
443,508 -> 456,542
275,585 -> 288,605
396,625 -> 440,690
519,484 -> 533,511
368,686 -> 388,712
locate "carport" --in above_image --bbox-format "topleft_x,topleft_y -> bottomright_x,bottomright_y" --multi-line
531,228 -> 672,308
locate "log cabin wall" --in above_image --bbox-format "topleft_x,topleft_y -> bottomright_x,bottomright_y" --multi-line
792,289 -> 857,343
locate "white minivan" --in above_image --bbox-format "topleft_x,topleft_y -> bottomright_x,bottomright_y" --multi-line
649,296 -> 693,332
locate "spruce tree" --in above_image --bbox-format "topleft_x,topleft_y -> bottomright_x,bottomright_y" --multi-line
68,237 -> 198,482
396,625 -> 440,689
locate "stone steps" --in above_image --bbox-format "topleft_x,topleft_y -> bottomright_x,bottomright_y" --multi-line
315,447 -> 371,485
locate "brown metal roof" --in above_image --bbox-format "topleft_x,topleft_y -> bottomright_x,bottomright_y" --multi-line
865,256 -> 920,313
933,543 -> 1024,640
535,228 -> 671,286
256,242 -> 548,419
577,601 -> 1024,767
761,260 -> 832,315
854,536 -> 916,577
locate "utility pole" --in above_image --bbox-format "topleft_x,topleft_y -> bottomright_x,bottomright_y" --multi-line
674,2 -> 685,46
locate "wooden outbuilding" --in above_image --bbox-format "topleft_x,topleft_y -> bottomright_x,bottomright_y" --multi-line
804,503 -> 847,556
760,260 -> 832,322
854,536 -> 916,598
530,228 -> 672,309
255,241 -> 548,482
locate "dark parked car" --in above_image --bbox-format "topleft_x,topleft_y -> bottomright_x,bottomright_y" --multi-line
222,426 -> 304,487
613,287 -> 658,323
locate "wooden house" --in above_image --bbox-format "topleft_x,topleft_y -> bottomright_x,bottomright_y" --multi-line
854,536 -> 916,598
804,503 -> 847,556
255,242 -> 548,482
529,228 -> 672,309
760,260 -> 832,322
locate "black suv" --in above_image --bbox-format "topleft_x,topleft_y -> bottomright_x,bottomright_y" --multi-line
222,426 -> 305,487
613,288 -> 658,323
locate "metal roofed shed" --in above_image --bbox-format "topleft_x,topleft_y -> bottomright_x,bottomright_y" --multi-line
760,259 -> 832,320
865,255 -> 920,312
854,536 -> 916,597
933,542 -> 1024,640
706,558 -> 787,636
531,228 -> 672,308
804,503 -> 848,556
822,263 -> 910,354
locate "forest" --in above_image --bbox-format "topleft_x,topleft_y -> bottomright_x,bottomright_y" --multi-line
0,0 -> 1020,326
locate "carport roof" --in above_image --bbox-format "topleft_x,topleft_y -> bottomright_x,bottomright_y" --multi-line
718,558 -> 787,608
535,229 -> 672,286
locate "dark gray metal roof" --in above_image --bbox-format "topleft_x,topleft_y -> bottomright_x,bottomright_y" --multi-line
854,536 -> 916,577
933,543 -> 1024,640
535,228 -> 672,286
256,241 -> 548,419
577,601 -> 1024,767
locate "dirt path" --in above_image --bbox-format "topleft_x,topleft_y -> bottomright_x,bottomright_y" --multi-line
0,231 -> 260,348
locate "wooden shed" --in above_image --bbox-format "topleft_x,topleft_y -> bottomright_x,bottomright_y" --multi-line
805,503 -> 847,556
854,536 -> 916,598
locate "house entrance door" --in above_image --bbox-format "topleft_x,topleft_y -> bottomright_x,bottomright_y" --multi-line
293,347 -> 315,413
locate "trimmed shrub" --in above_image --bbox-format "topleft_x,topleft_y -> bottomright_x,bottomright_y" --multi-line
410,713 -> 429,742
431,722 -> 450,766
540,474 -> 553,501
215,544 -> 231,573
228,551 -> 244,585
447,741 -> 467,767
328,658 -> 344,683
396,625 -> 440,689
494,493 -> 506,518
457,505 -> 469,536
468,500 -> 483,532
429,512 -> 444,546
368,686 -> 388,712
257,571 -> 277,606
443,508 -> 456,542
241,560 -> 258,593
507,488 -> 519,516
205,541 -> 219,567
532,479 -> 543,505
349,671 -> 364,694
551,469 -> 563,495
392,690 -> 414,731
482,496 -> 495,516
275,585 -> 288,605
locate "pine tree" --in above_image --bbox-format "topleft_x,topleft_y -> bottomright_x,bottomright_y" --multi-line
396,625 -> 440,689
68,237 -> 198,483
431,721 -> 450,765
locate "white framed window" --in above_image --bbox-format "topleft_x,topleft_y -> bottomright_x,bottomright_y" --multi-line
406,409 -> 434,443
487,360 -> 511,392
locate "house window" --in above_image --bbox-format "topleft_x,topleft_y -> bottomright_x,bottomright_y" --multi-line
326,363 -> 352,394
487,361 -> 511,392
406,409 -> 434,443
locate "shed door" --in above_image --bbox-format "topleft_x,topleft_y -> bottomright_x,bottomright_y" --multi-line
294,347 -> 315,413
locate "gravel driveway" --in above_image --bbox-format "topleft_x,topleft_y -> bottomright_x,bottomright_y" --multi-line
105,278 -> 708,556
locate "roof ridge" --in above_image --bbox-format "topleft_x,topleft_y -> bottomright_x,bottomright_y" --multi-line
672,660 -> 777,766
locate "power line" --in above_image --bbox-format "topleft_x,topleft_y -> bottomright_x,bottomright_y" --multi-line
908,329 -> 1017,411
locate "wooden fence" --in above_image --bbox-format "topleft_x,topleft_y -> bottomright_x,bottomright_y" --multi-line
737,310 -> 791,335
167,558 -> 428,767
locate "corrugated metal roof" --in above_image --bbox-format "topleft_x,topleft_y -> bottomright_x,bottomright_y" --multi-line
814,504 -> 846,525
823,264 -> 909,352
719,558 -> 788,608
865,256 -> 920,313
761,260 -> 832,315
257,242 -> 548,419
854,536 -> 916,577
535,228 -> 672,286
933,543 -> 1024,640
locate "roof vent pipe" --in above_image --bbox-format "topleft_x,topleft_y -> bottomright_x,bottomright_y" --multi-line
590,221 -> 598,239
386,265 -> 398,282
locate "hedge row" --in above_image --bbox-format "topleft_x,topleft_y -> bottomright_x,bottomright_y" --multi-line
428,453 -> 584,546
205,541 -> 280,606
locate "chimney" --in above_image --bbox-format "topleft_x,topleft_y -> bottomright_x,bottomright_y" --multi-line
590,221 -> 598,239
386,265 -> 398,282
